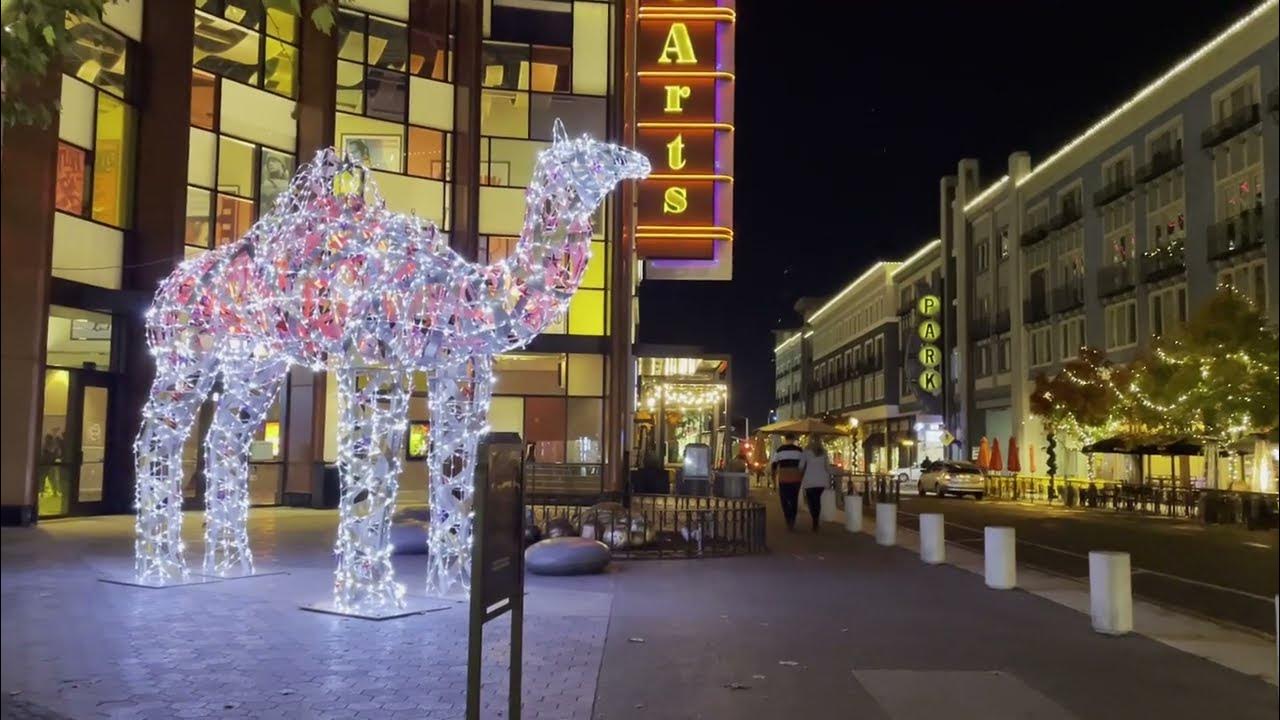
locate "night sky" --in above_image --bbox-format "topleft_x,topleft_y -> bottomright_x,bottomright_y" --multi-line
635,0 -> 1262,428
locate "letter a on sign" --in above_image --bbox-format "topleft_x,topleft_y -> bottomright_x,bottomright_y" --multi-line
918,319 -> 941,342
658,23 -> 698,64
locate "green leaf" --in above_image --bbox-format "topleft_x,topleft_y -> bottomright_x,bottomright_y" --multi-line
43,25 -> 56,45
309,2 -> 336,34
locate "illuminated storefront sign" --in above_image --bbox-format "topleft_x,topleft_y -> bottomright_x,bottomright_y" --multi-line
633,0 -> 734,278
917,294 -> 943,395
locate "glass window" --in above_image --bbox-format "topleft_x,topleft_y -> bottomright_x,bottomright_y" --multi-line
481,89 -> 530,138
194,10 -> 261,85
336,61 -> 367,114
494,353 -> 565,395
46,306 -> 113,369
55,143 -> 90,215
487,137 -> 547,187
530,45 -> 571,93
215,194 -> 254,246
524,396 -> 566,464
217,136 -> 257,199
337,11 -> 368,62
191,70 -> 218,129
186,187 -> 214,248
189,128 -> 218,188
567,353 -> 604,397
90,92 -> 136,228
530,93 -> 605,141
366,67 -> 408,121
568,289 -> 606,336
65,14 -> 129,98
410,0 -> 451,80
407,127 -> 447,178
259,148 -> 295,214
264,38 -> 299,98
566,398 -> 602,463
482,41 -> 531,90
367,16 -> 408,70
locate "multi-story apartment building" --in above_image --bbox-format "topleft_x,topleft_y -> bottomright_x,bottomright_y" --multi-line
2,0 -> 738,523
773,239 -> 946,472
775,1 -> 1278,483
948,0 -> 1278,480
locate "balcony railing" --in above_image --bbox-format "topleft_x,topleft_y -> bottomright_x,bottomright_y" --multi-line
1053,283 -> 1085,313
1141,243 -> 1186,283
970,315 -> 992,340
994,309 -> 1011,334
1201,104 -> 1261,149
1049,203 -> 1084,231
1020,221 -> 1051,248
1093,177 -> 1133,208
1136,142 -> 1184,183
1097,262 -> 1136,298
1023,298 -> 1050,324
1207,203 -> 1269,261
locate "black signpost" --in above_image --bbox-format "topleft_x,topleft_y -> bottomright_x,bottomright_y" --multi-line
467,432 -> 526,720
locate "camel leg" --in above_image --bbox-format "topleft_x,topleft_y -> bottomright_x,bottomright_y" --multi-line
425,355 -> 493,598
201,356 -> 287,577
332,366 -> 410,612
133,351 -> 217,584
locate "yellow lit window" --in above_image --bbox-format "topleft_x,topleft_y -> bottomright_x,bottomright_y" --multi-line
568,289 -> 605,336
90,93 -> 136,228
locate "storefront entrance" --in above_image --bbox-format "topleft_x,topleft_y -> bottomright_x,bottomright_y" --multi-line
37,368 -> 116,518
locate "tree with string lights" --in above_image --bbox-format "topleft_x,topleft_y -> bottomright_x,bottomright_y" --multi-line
1030,346 -> 1128,491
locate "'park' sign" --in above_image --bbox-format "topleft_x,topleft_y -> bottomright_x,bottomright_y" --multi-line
917,294 -> 943,395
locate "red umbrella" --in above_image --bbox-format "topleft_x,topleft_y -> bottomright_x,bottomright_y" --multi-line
977,437 -> 991,470
1007,436 -> 1021,473
989,437 -> 1004,472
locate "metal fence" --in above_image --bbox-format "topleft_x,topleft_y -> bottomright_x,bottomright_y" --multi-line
981,475 -> 1279,529
831,473 -> 902,510
527,494 -> 768,559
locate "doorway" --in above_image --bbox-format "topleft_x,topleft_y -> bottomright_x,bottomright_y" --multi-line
37,369 -> 115,518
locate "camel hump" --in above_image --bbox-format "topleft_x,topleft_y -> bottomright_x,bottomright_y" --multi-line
265,147 -> 386,217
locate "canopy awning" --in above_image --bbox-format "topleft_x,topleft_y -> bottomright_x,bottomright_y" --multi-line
757,418 -> 846,435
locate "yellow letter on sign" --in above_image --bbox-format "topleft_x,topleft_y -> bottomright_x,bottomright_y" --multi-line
663,187 -> 688,214
658,23 -> 697,64
664,85 -> 692,113
666,134 -> 687,171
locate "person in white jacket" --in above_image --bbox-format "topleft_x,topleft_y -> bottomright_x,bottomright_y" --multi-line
798,436 -> 833,532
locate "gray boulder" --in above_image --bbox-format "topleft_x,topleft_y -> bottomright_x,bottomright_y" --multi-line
525,537 -> 611,576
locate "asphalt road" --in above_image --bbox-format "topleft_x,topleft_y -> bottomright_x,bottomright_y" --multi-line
888,495 -> 1280,634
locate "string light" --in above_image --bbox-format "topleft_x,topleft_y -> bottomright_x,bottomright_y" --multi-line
133,120 -> 650,610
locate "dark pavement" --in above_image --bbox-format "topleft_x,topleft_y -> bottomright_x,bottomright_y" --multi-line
890,495 -> 1279,633
574,491 -> 1280,719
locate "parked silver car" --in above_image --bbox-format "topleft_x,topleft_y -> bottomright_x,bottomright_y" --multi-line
918,461 -> 986,499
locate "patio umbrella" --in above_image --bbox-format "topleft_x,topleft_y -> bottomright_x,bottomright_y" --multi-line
989,437 -> 1004,472
756,418 -> 845,436
977,436 -> 990,470
1029,443 -> 1037,473
1007,436 -> 1021,473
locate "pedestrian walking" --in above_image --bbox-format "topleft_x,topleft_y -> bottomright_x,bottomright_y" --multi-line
770,433 -> 804,530
799,436 -> 833,532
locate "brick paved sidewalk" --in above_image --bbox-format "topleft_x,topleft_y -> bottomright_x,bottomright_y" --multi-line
1,511 -> 608,720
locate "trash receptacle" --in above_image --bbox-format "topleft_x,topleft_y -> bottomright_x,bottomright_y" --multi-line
321,465 -> 341,509
718,471 -> 749,499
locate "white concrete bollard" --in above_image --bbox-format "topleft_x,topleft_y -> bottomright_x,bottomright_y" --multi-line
984,526 -> 1016,589
875,503 -> 897,546
844,495 -> 862,532
1088,551 -> 1133,635
918,513 -> 945,564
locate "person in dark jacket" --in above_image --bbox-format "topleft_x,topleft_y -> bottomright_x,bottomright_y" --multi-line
770,434 -> 804,530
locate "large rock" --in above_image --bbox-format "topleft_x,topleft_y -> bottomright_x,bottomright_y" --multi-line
525,537 -> 611,576
390,505 -> 430,554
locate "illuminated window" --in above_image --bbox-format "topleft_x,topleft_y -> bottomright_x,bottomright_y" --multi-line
90,93 -> 137,227
194,1 -> 299,99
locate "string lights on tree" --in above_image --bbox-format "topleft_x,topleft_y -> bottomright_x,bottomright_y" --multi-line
132,121 -> 649,611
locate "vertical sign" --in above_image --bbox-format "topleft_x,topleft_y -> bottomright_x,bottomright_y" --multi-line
633,0 -> 734,280
917,295 -> 943,395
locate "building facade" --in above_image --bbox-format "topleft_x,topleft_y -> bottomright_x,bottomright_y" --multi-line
773,1 -> 1279,484
1,0 -> 642,523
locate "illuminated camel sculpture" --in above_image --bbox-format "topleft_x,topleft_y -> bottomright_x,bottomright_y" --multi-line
133,121 -> 649,611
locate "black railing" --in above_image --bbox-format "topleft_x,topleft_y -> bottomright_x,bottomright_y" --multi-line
526,494 -> 768,558
1207,204 -> 1267,261
836,474 -> 902,508
1136,142 -> 1184,183
1023,297 -> 1050,324
1097,262 -> 1136,297
526,463 -> 611,501
1141,243 -> 1186,282
1053,282 -> 1084,313
979,475 -> 1279,529
1020,221 -> 1051,248
993,309 -> 1011,334
970,315 -> 992,340
1201,104 -> 1261,149
1093,177 -> 1133,208
1049,203 -> 1083,231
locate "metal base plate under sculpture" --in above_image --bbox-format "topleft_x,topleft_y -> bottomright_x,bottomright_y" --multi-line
99,575 -> 222,590
299,599 -> 453,621
197,568 -> 290,581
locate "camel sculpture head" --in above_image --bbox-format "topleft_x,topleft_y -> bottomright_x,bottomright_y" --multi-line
535,119 -> 651,213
